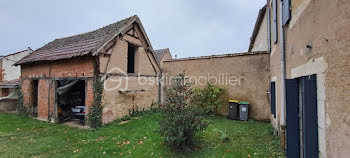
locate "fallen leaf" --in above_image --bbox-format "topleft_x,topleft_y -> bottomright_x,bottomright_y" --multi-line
119,153 -> 123,156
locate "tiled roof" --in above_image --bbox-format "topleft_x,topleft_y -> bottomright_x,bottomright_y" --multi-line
0,79 -> 20,88
163,51 -> 268,62
248,5 -> 267,52
2,48 -> 32,58
16,15 -> 138,65
154,48 -> 169,62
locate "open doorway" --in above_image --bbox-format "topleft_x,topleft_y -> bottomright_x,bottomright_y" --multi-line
32,80 -> 38,117
56,79 -> 86,125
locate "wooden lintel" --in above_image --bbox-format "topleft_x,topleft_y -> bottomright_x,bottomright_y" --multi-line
100,73 -> 158,78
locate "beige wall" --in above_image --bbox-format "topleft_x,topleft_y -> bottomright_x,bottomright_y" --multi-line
163,53 -> 270,120
268,0 -> 350,157
251,12 -> 268,52
99,27 -> 160,123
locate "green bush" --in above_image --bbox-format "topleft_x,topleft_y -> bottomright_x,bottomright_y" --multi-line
16,85 -> 28,117
129,107 -> 161,117
191,83 -> 225,115
159,73 -> 208,151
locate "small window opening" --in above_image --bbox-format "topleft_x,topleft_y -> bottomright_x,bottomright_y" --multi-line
32,80 -> 38,117
127,44 -> 136,73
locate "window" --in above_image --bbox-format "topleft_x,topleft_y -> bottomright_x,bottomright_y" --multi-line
270,82 -> 276,118
267,7 -> 271,53
127,44 -> 136,73
272,0 -> 278,43
282,0 -> 291,25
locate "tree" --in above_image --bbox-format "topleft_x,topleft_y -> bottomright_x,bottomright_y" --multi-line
159,73 -> 208,151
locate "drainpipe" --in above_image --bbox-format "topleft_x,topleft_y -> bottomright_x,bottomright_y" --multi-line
279,0 -> 287,149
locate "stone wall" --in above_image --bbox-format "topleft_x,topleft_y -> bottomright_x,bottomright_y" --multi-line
0,99 -> 17,112
101,76 -> 159,123
162,52 -> 270,120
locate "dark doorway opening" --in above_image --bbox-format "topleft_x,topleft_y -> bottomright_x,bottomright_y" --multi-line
32,80 -> 38,117
127,44 -> 136,73
56,79 -> 86,125
1,88 -> 9,97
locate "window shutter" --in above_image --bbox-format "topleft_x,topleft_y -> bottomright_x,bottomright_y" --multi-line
267,7 -> 271,52
301,75 -> 318,158
286,79 -> 300,158
272,0 -> 278,43
270,82 -> 276,118
282,0 -> 291,25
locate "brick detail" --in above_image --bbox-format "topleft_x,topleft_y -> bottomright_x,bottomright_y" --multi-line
38,80 -> 49,119
21,80 -> 33,109
21,56 -> 95,79
85,79 -> 94,114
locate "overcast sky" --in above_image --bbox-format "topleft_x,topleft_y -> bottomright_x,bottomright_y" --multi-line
0,0 -> 265,58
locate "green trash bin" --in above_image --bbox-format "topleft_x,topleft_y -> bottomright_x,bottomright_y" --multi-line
239,101 -> 249,121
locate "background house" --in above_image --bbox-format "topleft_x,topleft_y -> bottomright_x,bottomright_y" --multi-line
248,5 -> 268,52
0,48 -> 32,112
154,48 -> 172,69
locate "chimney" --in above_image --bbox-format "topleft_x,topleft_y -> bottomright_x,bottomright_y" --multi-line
27,47 -> 33,54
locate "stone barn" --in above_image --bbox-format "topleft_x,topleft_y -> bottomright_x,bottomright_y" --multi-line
15,15 -> 161,124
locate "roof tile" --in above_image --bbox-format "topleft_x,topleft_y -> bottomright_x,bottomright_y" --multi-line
16,15 -> 137,65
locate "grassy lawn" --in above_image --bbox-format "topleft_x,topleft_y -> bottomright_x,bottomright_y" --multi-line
0,113 -> 284,158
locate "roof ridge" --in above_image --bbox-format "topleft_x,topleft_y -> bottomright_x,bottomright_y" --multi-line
3,48 -> 32,57
53,15 -> 137,42
15,15 -> 142,65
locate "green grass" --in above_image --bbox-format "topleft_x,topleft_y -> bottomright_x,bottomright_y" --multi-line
0,113 -> 285,158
